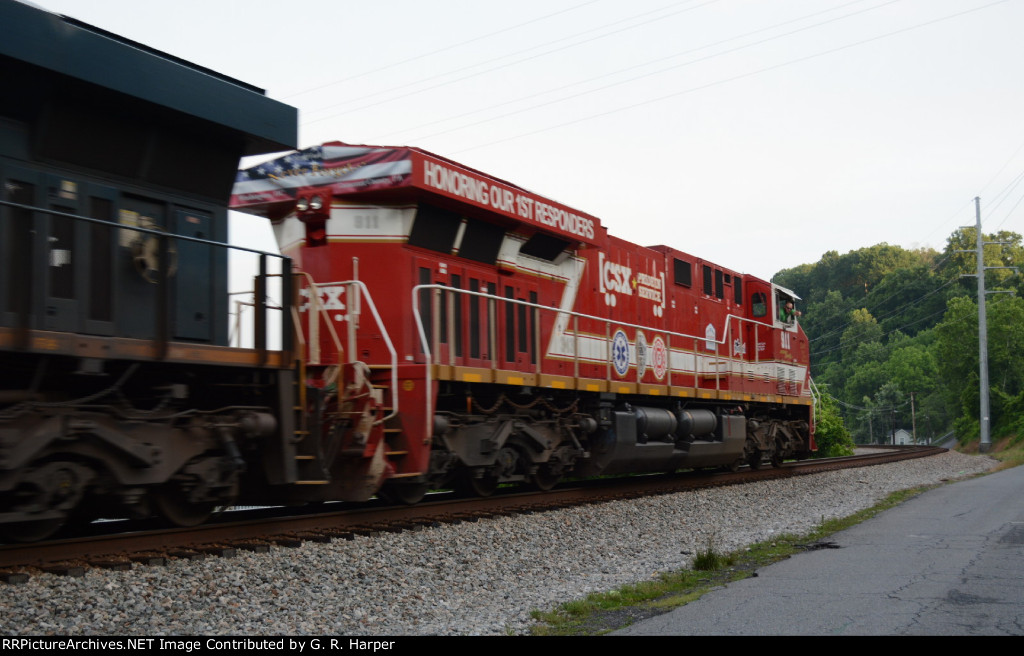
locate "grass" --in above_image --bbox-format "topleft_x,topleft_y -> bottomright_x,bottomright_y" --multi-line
975,434 -> 1024,470
527,439 -> 1020,636
528,487 -> 928,636
691,541 -> 734,571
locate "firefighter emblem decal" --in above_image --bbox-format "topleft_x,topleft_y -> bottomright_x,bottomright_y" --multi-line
651,335 -> 668,380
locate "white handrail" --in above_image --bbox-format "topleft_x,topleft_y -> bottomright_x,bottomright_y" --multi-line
305,278 -> 399,424
410,284 -> 804,438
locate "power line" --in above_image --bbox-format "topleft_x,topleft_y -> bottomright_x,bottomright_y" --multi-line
808,277 -> 958,346
369,0 -> 884,143
301,1 -> 717,125
447,0 -> 1010,155
810,288 -> 1017,360
809,306 -> 950,359
281,0 -> 604,101
828,392 -> 909,414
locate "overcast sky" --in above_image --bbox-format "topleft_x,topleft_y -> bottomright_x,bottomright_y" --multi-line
34,0 -> 1024,282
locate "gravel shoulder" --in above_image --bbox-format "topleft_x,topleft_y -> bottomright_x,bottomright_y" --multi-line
0,451 -> 998,636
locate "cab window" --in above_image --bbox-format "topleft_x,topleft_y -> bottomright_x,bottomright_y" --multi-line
751,292 -> 767,318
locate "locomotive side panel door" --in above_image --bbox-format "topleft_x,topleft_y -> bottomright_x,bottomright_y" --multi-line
722,269 -> 744,393
665,253 -> 698,390
1,164 -> 122,339
0,163 -> 40,333
414,259 -> 442,364
81,184 -> 118,337
746,281 -> 774,396
413,257 -> 464,368
117,195 -> 165,339
172,207 -> 213,341
40,173 -> 85,333
413,257 -> 505,373
500,279 -> 540,374
464,274 -> 497,370
695,260 -> 727,390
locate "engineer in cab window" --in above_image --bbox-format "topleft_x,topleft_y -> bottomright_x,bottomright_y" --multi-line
779,300 -> 801,324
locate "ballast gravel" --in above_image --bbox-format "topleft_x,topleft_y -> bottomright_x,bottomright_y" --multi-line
0,450 -> 997,636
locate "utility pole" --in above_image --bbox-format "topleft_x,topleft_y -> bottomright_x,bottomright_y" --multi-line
974,199 -> 991,453
974,199 -> 991,452
958,197 -> 1018,453
910,391 -> 917,444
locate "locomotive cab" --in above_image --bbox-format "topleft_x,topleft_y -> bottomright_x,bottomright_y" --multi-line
773,285 -> 802,330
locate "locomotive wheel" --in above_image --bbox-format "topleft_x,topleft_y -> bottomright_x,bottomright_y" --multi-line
378,481 -> 429,505
770,443 -> 784,468
469,475 -> 499,497
747,450 -> 764,470
457,470 -> 500,497
154,484 -> 219,528
0,460 -> 92,542
530,465 -> 561,492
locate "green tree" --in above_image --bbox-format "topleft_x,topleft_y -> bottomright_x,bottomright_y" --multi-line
843,357 -> 886,418
885,342 -> 938,400
872,381 -> 909,442
940,228 -> 1022,291
813,393 -> 855,457
804,289 -> 851,376
934,296 -> 979,417
864,265 -> 955,338
988,296 -> 1024,397
775,243 -> 935,307
840,308 -> 883,364
773,227 -> 1021,446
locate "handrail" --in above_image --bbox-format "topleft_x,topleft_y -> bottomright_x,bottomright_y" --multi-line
412,283 -> 775,357
1,198 -> 291,362
411,284 -> 805,438
290,272 -> 344,365
302,278 -> 399,425
0,199 -> 284,257
808,375 -> 822,408
228,296 -> 283,347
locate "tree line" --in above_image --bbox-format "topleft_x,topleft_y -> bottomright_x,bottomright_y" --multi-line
773,228 -> 1023,449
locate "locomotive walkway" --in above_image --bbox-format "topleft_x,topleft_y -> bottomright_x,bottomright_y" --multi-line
613,463 -> 1024,636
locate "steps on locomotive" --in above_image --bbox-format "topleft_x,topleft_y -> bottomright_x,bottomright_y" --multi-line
283,363 -> 405,485
288,370 -> 328,485
367,365 -> 416,471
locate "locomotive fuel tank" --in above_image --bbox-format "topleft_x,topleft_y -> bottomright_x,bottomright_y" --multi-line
573,406 -> 745,476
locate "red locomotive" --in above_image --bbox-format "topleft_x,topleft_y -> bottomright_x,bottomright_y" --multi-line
231,143 -> 815,504
0,2 -> 811,542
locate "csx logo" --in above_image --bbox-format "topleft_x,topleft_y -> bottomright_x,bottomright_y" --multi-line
598,252 -> 632,295
300,284 -> 346,318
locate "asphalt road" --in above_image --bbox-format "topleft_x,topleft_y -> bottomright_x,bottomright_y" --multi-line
613,464 -> 1024,636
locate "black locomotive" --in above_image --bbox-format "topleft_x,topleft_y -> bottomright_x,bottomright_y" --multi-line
0,0 -> 302,541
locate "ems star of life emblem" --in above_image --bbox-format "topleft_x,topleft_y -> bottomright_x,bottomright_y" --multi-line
612,329 -> 630,377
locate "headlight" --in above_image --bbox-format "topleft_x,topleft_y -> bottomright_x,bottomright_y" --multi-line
296,197 -> 309,212
310,195 -> 324,211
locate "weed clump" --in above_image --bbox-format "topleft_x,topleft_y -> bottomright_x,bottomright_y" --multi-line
692,540 -> 734,571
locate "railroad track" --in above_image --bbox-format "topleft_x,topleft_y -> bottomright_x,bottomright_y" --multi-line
0,445 -> 943,582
